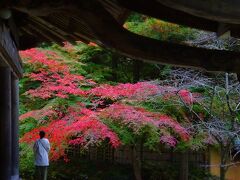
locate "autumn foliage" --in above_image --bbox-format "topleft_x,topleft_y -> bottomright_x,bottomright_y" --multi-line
21,106 -> 120,161
20,47 -> 192,161
88,82 -> 159,100
100,103 -> 189,147
20,48 -> 94,99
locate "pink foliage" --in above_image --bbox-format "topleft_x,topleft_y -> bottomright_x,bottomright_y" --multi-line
20,47 -> 198,162
20,108 -> 57,123
21,107 -> 120,161
162,88 -> 197,105
178,89 -> 194,105
100,103 -> 189,145
89,82 -> 159,100
20,48 -> 93,99
160,135 -> 177,147
89,82 -> 197,107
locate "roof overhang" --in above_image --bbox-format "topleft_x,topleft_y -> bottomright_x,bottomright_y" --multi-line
0,22 -> 22,78
3,0 -> 240,74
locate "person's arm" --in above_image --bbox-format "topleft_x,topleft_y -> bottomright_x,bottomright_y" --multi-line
46,139 -> 50,153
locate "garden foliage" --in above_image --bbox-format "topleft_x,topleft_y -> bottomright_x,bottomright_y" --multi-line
18,14 -> 221,179
20,45 -> 194,164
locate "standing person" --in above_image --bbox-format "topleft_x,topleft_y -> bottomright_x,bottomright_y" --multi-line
33,131 -> 50,180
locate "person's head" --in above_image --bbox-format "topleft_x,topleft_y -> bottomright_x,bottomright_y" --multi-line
39,131 -> 46,139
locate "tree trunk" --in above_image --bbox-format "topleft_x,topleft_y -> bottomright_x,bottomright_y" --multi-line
220,147 -> 226,180
131,145 -> 142,180
180,151 -> 189,180
220,165 -> 225,180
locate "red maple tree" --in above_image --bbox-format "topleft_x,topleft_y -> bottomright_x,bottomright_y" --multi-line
20,47 -> 192,161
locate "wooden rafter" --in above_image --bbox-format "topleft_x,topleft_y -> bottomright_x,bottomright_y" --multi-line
116,0 -> 240,38
158,0 -> 240,24
72,0 -> 240,73
0,23 -> 22,77
116,0 -> 217,32
9,0 -> 240,73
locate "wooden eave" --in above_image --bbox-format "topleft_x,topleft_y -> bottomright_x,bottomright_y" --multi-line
0,22 -> 22,78
5,0 -> 240,73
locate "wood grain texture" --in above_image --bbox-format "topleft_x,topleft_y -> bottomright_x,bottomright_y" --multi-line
158,0 -> 240,24
72,0 -> 240,73
9,0 -> 240,73
0,22 -> 22,77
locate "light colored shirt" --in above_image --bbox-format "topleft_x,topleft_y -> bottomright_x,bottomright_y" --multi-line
33,138 -> 50,166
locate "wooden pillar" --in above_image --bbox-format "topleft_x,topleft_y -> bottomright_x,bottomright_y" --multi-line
0,67 -> 12,180
180,151 -> 189,180
11,75 -> 19,180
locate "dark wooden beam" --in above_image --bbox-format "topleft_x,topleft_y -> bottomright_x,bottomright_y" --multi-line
29,16 -> 77,43
0,67 -> 12,180
11,0 -> 240,39
99,0 -> 130,25
116,0 -> 240,38
75,0 -> 240,73
158,0 -> 240,24
11,0 -> 240,72
18,34 -> 42,50
116,0 -> 218,32
0,22 -> 22,78
11,75 -> 19,180
12,0 -> 240,25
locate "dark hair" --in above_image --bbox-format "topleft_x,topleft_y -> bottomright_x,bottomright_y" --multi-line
39,131 -> 46,139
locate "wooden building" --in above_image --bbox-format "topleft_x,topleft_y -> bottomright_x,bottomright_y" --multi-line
1,0 -> 240,179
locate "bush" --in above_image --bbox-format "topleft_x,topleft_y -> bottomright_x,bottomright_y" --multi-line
20,143 -> 35,179
48,158 -> 134,180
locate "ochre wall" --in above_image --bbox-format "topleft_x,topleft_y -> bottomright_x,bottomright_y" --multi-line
210,149 -> 240,180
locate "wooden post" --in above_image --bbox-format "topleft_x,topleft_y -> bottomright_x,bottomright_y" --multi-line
131,145 -> 142,180
11,75 -> 19,180
0,67 -> 12,180
180,151 -> 189,180
0,20 -> 22,180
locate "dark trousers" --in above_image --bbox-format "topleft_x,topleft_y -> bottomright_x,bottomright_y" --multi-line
35,166 -> 48,180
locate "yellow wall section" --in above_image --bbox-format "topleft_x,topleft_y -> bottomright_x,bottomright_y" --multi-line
210,149 -> 240,180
